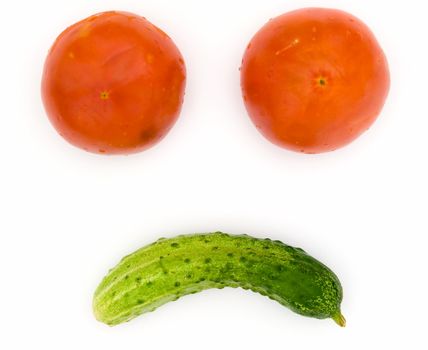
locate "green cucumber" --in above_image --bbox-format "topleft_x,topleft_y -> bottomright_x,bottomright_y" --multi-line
93,232 -> 345,326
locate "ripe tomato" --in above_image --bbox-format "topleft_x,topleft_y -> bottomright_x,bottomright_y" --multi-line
42,11 -> 186,154
240,8 -> 390,153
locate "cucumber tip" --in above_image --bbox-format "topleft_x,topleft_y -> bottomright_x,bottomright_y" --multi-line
332,312 -> 346,327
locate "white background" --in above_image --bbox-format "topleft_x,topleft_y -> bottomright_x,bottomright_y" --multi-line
1,0 -> 427,348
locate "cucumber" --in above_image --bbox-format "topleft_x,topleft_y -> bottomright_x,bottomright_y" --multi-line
93,232 -> 345,326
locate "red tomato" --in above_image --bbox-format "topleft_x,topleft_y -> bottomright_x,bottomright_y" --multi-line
42,11 -> 186,154
241,8 -> 390,153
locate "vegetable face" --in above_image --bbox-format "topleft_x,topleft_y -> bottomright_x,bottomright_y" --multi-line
42,11 -> 186,155
240,8 -> 390,153
93,232 -> 345,326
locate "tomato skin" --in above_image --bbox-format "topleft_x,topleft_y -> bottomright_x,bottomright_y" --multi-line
42,11 -> 186,154
241,8 -> 390,153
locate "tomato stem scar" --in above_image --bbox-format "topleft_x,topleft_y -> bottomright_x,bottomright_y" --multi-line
315,76 -> 328,87
100,91 -> 110,100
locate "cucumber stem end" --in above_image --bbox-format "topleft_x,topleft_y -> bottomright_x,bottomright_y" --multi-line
332,312 -> 346,327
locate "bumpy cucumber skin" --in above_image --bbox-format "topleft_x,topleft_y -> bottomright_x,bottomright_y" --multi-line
93,232 -> 344,326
